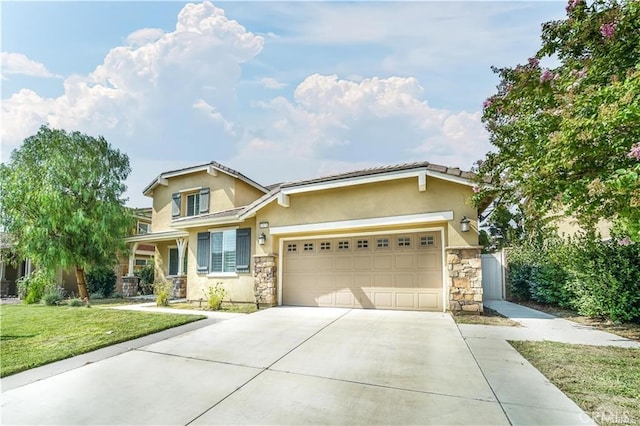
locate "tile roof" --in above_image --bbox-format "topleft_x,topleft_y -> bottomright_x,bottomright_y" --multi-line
279,161 -> 476,188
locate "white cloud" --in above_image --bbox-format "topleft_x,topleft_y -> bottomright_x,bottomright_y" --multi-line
2,1 -> 264,167
229,74 -> 490,185
125,28 -> 165,47
0,52 -> 62,78
259,77 -> 287,89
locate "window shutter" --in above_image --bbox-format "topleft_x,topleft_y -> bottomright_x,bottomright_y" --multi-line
197,232 -> 210,273
171,193 -> 181,218
235,228 -> 251,273
199,187 -> 210,214
169,248 -> 179,276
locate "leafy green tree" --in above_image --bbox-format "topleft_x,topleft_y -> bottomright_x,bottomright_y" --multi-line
0,125 -> 134,299
475,0 -> 640,241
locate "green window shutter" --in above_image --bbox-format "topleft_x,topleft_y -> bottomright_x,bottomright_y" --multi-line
169,247 -> 179,276
171,193 -> 181,218
236,228 -> 251,273
199,187 -> 210,214
197,232 -> 210,273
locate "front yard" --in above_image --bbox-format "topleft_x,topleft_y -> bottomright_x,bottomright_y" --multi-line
511,341 -> 640,426
0,304 -> 205,377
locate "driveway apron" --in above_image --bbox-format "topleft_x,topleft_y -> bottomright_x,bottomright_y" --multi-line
1,307 -> 508,425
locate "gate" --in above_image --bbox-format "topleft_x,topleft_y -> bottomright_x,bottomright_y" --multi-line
481,251 -> 505,300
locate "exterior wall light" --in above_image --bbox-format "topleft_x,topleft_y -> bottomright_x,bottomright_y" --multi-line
258,232 -> 266,245
460,216 -> 470,233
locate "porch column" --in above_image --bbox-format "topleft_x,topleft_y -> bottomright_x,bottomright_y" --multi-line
127,242 -> 139,277
176,238 -> 187,276
0,260 -> 5,281
25,259 -> 33,277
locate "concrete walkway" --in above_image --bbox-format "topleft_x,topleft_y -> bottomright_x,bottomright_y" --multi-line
457,299 -> 640,426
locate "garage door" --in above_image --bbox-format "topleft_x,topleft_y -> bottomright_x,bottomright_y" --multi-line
282,232 -> 443,311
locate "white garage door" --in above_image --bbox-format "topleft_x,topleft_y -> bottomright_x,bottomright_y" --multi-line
282,231 -> 443,311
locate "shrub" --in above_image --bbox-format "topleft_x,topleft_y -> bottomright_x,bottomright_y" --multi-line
68,298 -> 84,307
86,266 -> 117,298
89,291 -> 105,300
42,286 -> 65,306
135,263 -> 155,295
111,292 -> 123,299
154,281 -> 172,307
204,283 -> 227,310
570,235 -> 640,322
19,269 -> 56,304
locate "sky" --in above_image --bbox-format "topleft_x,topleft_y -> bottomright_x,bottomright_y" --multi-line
1,1 -> 567,208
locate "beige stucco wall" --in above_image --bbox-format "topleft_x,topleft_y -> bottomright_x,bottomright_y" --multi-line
555,216 -> 611,240
183,217 -> 257,302
151,170 -> 253,232
255,177 -> 478,253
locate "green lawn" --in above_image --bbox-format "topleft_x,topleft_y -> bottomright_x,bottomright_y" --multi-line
510,341 -> 640,425
0,304 -> 205,377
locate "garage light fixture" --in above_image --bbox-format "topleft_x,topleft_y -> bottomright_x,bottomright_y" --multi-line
460,216 -> 470,233
258,232 -> 266,245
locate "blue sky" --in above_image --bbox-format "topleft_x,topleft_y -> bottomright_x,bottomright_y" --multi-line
1,1 -> 566,207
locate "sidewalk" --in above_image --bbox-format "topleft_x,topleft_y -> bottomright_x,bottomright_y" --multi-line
457,299 -> 639,426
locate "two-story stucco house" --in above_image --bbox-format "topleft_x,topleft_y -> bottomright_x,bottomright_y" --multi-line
124,161 -> 485,312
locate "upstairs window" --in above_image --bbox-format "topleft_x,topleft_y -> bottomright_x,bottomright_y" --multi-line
186,193 -> 200,217
137,222 -> 151,234
172,187 -> 210,219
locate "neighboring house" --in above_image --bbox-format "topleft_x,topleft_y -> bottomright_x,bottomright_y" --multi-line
124,161 -> 485,312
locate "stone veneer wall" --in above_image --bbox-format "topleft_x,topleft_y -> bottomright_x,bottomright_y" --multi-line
172,275 -> 187,299
122,276 -> 139,298
446,246 -> 483,312
254,254 -> 277,308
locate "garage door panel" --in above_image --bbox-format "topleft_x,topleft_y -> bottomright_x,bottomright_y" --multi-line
354,255 -> 373,270
395,254 -> 416,269
374,254 -> 393,270
418,271 -> 442,289
283,232 -> 443,311
335,256 -> 353,270
417,252 -> 440,269
418,293 -> 439,310
374,273 -> 393,288
396,272 -> 417,288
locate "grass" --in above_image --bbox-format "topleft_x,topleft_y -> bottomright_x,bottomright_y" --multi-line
168,301 -> 258,314
516,300 -> 640,342
0,304 -> 205,377
510,341 -> 640,426
451,307 -> 521,327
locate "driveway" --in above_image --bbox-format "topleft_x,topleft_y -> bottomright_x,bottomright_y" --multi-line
1,307 -> 509,425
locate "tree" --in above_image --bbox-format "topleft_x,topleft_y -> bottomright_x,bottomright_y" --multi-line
0,125 -> 135,299
475,0 -> 640,241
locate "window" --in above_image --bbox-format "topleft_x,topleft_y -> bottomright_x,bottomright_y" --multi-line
356,239 -> 369,249
397,237 -> 411,247
168,248 -> 187,276
186,193 -> 200,217
303,243 -> 314,252
135,258 -> 149,266
376,238 -> 389,248
320,242 -> 331,251
196,228 -> 251,274
420,236 -> 435,247
172,187 -> 210,219
137,222 -> 150,234
338,241 -> 350,250
287,243 -> 298,252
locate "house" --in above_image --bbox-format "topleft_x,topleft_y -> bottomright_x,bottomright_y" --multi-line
124,161 -> 484,312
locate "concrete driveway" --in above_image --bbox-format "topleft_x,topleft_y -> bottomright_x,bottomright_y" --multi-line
1,307 -> 509,425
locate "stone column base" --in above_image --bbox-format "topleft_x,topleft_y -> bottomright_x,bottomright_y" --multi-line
254,254 -> 277,308
172,276 -> 187,299
446,246 -> 483,313
0,279 -> 9,298
122,276 -> 139,298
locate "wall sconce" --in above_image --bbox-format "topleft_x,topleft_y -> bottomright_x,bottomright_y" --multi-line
258,232 -> 266,245
460,216 -> 470,233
